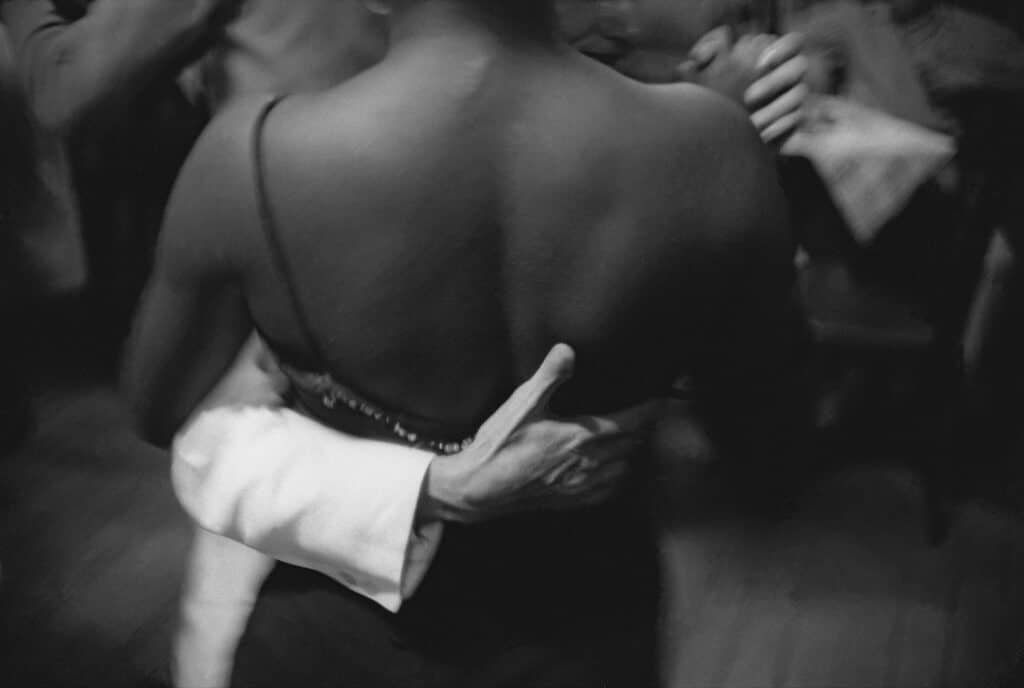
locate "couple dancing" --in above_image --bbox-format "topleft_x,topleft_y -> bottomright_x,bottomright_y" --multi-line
126,0 -> 804,685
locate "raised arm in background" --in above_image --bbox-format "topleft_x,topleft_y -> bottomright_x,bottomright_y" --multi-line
1,0 -> 237,134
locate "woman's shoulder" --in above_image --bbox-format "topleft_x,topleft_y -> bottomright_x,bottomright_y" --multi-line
634,82 -> 792,279
642,81 -> 759,148
184,94 -> 283,189
642,84 -> 784,214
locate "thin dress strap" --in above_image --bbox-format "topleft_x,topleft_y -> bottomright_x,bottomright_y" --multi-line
250,96 -> 330,368
248,98 -> 475,454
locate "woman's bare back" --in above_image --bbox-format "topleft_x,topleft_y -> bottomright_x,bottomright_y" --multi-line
158,32 -> 791,435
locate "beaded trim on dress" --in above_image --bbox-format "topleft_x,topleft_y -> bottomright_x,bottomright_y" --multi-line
280,363 -> 475,456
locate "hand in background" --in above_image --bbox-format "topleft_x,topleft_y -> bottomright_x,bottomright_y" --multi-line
680,28 -> 809,144
744,32 -> 809,143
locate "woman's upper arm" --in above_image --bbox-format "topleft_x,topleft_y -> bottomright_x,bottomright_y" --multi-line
122,103 -> 262,445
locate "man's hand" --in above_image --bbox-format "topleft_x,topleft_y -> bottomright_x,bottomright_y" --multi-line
745,32 -> 809,143
419,344 -> 662,525
680,29 -> 809,144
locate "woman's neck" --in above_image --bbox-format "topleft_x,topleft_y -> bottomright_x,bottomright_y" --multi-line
390,0 -> 557,49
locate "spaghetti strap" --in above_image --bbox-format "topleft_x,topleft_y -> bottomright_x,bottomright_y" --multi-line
247,97 -> 475,451
251,96 -> 330,367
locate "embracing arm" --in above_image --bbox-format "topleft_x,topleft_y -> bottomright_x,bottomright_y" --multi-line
120,104 -> 446,633
167,337 -> 442,688
0,0 -> 233,135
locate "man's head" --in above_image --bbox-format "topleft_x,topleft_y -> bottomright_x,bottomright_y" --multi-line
629,0 -> 757,53
558,0 -> 758,56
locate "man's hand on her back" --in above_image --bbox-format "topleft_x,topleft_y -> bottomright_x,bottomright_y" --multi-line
419,344 -> 663,525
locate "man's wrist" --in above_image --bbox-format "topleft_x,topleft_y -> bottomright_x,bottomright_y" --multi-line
415,457 -> 471,526
415,458 -> 452,526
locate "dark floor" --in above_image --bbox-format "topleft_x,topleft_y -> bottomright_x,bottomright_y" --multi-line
2,373 -> 1024,687
0,381 -> 188,686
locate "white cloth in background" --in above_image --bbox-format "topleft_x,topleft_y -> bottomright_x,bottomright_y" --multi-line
790,1 -> 953,133
170,338 -> 443,688
784,96 -> 955,244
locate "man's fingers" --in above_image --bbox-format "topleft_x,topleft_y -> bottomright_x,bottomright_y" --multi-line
475,343 -> 576,440
586,457 -> 630,489
532,342 -> 576,388
745,54 -> 808,107
750,82 -> 808,132
571,479 -> 626,508
759,109 -> 804,144
515,342 -> 576,419
533,458 -> 631,512
542,449 -> 587,486
756,31 -> 804,73
574,399 -> 664,437
566,432 -> 646,481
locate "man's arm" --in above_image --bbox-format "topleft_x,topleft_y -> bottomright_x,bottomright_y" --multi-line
168,337 -> 439,688
169,339 -> 655,688
1,0 -> 233,134
170,336 -> 658,607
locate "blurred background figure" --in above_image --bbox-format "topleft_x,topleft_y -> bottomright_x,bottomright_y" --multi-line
0,15 -> 83,454
0,20 -> 40,453
779,0 -> 1024,518
1,0 -> 236,371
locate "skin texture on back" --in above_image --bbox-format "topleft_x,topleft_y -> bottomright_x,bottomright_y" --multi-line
127,20 -> 792,444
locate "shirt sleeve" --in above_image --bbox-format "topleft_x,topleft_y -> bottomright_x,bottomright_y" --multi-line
171,405 -> 444,613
